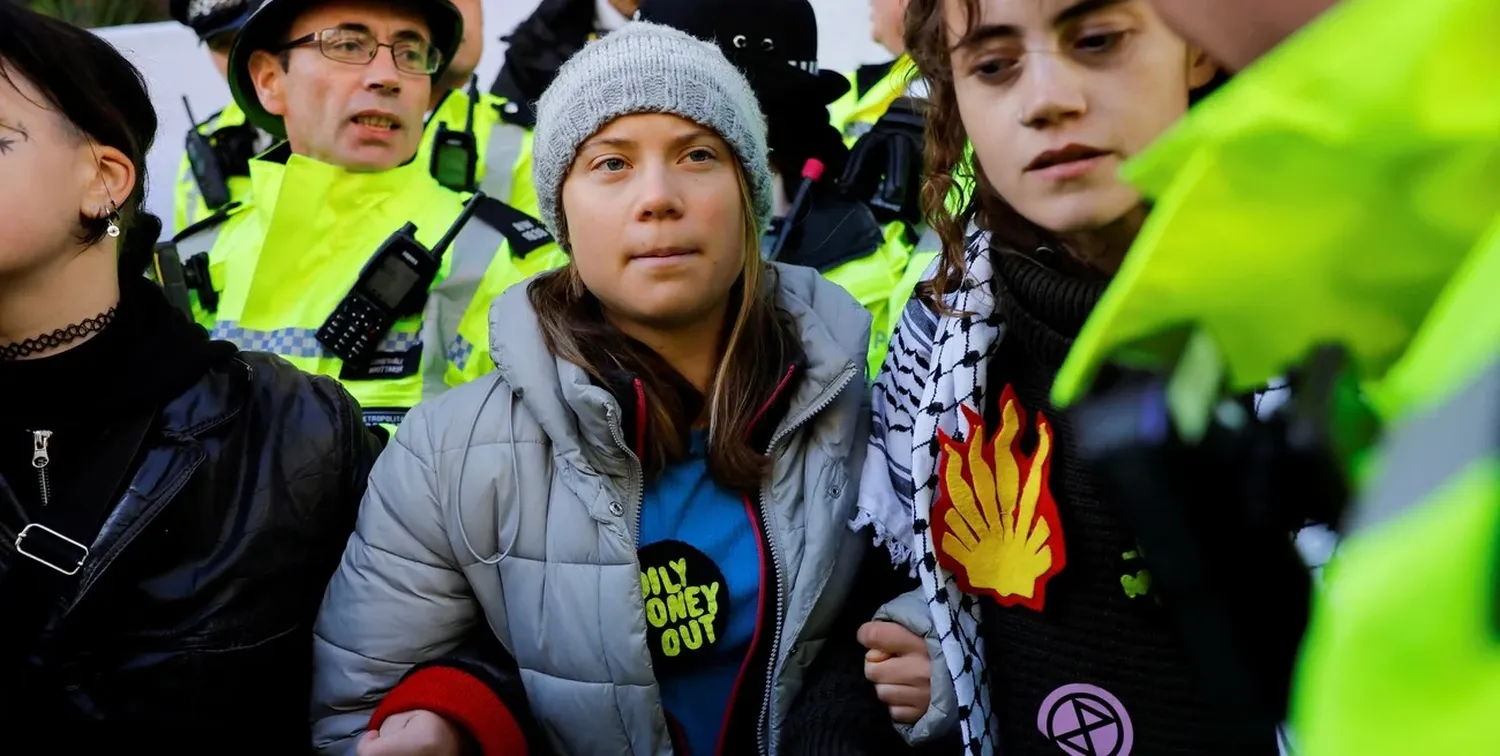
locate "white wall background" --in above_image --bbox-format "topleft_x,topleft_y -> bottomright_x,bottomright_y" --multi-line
93,0 -> 889,239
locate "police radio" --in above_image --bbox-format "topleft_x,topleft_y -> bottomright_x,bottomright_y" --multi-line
151,242 -> 194,317
316,192 -> 486,364
430,75 -> 481,192
150,240 -> 220,319
182,96 -> 232,211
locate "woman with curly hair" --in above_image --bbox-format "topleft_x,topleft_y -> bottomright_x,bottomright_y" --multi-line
780,1 -> 1293,755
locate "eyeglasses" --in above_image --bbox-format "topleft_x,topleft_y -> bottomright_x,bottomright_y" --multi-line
279,27 -> 442,76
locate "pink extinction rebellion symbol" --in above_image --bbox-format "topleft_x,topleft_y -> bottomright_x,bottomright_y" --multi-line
1036,683 -> 1134,756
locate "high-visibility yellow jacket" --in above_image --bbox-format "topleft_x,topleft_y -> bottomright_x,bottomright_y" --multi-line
170,143 -> 562,429
1049,0 -> 1500,752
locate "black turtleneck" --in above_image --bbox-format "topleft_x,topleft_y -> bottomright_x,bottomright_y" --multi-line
979,245 -> 1278,755
0,276 -> 236,519
991,246 -> 1110,366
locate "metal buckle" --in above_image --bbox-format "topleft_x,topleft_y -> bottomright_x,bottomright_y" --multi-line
14,523 -> 89,576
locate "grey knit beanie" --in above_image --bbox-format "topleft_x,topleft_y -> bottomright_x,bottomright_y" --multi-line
532,21 -> 773,247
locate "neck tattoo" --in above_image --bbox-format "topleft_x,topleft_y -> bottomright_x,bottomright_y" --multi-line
0,308 -> 118,361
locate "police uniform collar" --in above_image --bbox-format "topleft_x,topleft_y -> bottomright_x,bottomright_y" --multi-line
249,141 -> 448,216
854,58 -> 901,99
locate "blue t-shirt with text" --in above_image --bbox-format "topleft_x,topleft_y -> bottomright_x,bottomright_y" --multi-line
638,430 -> 763,755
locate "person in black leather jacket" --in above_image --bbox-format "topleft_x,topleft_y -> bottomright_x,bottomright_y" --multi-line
0,6 -> 382,751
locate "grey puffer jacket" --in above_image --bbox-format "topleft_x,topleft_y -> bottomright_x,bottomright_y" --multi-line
311,264 -> 872,755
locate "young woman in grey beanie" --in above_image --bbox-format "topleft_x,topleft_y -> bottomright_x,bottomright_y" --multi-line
310,21 -> 889,756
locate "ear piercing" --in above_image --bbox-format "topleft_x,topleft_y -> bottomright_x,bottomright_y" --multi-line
105,202 -> 121,238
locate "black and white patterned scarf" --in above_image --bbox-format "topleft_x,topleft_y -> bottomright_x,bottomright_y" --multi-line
852,228 -> 1003,755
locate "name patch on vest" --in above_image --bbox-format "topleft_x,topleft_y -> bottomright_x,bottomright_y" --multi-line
475,198 -> 555,259
638,540 -> 729,672
339,342 -> 423,382
362,407 -> 409,428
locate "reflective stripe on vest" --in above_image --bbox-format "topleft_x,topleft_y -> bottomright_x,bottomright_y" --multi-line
421,216 -> 508,395
905,76 -> 929,99
915,224 -> 940,253
175,224 -> 222,263
208,323 -> 420,358
442,243 -> 572,385
843,120 -> 875,143
177,164 -> 204,232
478,124 -> 526,208
840,76 -> 930,143
1349,357 -> 1500,536
188,215 -> 504,396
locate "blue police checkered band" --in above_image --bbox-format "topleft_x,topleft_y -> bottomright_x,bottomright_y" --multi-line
211,323 -> 420,359
446,334 -> 476,371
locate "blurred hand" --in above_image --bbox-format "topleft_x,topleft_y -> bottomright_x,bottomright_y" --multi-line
859,620 -> 932,724
356,710 -> 468,756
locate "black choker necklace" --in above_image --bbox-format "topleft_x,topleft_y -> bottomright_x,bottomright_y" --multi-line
0,307 -> 118,361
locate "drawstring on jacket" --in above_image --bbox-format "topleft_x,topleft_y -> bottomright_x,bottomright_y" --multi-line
456,373 -> 524,565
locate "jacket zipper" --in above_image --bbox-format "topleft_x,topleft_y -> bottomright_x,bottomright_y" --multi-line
31,430 -> 53,506
603,405 -> 646,546
756,362 -> 859,756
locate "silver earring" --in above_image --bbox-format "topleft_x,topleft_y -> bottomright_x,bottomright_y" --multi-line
106,219 -> 121,238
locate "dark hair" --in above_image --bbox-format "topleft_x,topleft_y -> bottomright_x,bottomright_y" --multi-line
0,1 -> 163,274
903,0 -> 1223,308
528,169 -> 801,493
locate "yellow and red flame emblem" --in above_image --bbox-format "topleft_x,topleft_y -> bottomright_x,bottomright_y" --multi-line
931,385 -> 1066,611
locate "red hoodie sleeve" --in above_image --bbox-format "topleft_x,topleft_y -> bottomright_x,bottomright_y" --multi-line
372,664 -> 529,756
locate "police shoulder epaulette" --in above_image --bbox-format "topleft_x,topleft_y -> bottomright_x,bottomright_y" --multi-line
170,200 -> 245,246
491,96 -> 537,129
470,195 -> 554,258
854,60 -> 898,99
193,107 -> 228,136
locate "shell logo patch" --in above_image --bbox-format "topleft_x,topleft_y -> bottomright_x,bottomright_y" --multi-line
931,384 -> 1066,611
638,539 -> 729,672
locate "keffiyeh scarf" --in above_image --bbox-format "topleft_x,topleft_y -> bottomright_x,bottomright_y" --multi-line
852,228 -> 1003,755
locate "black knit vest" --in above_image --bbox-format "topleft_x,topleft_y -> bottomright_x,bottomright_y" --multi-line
975,249 -> 1279,756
